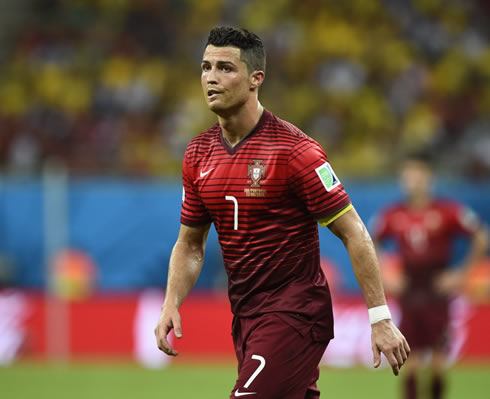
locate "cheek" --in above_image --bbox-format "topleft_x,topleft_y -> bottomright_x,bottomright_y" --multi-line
400,174 -> 415,191
233,78 -> 251,96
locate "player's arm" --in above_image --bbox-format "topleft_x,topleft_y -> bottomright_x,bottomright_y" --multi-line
155,222 -> 211,356
462,225 -> 488,272
327,207 -> 410,376
437,223 -> 489,294
370,215 -> 407,297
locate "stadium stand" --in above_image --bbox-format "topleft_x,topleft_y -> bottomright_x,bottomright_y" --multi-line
0,0 -> 488,179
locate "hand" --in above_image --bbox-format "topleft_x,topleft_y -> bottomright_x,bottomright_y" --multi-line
154,305 -> 182,356
435,269 -> 464,295
371,319 -> 410,376
384,274 -> 407,297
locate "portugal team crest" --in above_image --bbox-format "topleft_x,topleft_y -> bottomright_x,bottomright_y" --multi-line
247,159 -> 266,188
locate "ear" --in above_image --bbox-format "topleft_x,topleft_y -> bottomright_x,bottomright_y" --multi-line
250,70 -> 265,90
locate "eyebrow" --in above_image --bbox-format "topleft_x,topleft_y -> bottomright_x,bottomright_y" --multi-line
201,60 -> 237,67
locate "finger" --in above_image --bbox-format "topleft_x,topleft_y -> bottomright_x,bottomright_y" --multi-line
173,314 -> 183,339
155,325 -> 178,356
393,347 -> 404,367
372,345 -> 381,368
385,352 -> 400,376
403,338 -> 411,355
399,343 -> 408,362
157,333 -> 178,356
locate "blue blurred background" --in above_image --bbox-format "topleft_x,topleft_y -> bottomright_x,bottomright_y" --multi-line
1,179 -> 489,292
0,0 -> 489,295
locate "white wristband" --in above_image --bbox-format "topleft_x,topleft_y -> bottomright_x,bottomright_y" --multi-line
368,305 -> 392,325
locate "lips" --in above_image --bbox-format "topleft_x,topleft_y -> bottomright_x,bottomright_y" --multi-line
207,89 -> 221,98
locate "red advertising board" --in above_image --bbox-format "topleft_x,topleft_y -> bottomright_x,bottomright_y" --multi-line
1,290 -> 489,366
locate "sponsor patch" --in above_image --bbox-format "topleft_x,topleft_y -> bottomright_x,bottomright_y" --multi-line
244,188 -> 266,197
315,162 -> 340,192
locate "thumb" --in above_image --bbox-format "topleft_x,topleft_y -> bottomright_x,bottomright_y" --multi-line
373,345 -> 381,368
173,315 -> 183,339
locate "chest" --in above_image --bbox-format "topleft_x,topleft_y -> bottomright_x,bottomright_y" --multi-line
390,208 -> 452,252
193,153 -> 289,202
192,145 -> 299,233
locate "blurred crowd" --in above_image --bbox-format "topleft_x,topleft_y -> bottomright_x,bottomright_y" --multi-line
0,0 -> 489,179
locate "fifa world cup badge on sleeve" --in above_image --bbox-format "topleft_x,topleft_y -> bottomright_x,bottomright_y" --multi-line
315,162 -> 340,192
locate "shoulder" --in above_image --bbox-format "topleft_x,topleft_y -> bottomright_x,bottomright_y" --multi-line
432,198 -> 478,221
432,198 -> 464,214
186,123 -> 220,151
433,198 -> 481,230
380,203 -> 406,218
266,112 -> 307,138
184,123 -> 220,165
263,111 -> 315,148
275,120 -> 327,164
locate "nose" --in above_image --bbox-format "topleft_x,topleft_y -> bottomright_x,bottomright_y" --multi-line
206,66 -> 218,85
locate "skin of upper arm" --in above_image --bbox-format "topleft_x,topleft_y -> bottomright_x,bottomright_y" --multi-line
327,207 -> 371,245
176,223 -> 212,252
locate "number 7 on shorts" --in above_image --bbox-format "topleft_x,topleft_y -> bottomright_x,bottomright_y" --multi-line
234,355 -> 266,397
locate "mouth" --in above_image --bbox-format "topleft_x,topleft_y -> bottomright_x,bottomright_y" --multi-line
207,89 -> 221,99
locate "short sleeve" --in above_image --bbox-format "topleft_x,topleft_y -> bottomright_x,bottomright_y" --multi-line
180,155 -> 212,227
288,139 -> 351,220
449,203 -> 481,236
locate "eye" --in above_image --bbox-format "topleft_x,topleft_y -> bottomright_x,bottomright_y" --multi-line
222,65 -> 232,72
201,64 -> 211,72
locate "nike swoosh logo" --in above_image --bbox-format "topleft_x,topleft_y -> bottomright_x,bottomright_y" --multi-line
200,168 -> 215,178
234,390 -> 256,397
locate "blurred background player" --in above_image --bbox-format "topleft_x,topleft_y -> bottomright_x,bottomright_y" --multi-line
373,152 -> 488,399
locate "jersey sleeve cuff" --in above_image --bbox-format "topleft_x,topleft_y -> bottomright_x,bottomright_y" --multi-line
180,216 -> 213,227
317,203 -> 354,227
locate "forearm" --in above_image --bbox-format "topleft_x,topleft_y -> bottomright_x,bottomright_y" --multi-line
462,227 -> 488,272
329,209 -> 387,308
346,224 -> 387,308
328,209 -> 409,375
163,239 -> 205,310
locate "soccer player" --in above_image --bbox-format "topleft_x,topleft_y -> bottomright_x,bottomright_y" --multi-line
155,27 -> 410,398
373,153 -> 488,399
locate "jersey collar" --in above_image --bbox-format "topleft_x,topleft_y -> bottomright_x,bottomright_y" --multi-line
219,109 -> 269,155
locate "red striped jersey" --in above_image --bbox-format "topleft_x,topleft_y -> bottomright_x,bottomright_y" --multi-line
373,200 -> 480,304
374,200 -> 480,270
181,109 -> 351,340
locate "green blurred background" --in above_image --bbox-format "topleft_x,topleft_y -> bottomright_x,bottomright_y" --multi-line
1,363 -> 489,398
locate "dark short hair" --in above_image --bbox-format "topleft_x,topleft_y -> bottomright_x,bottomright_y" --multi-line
403,150 -> 434,167
206,27 -> 266,74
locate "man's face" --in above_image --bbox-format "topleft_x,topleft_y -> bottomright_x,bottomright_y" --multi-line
399,160 -> 432,199
201,45 -> 253,114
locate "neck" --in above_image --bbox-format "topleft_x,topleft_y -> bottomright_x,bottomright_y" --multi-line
217,100 -> 264,147
407,193 -> 431,209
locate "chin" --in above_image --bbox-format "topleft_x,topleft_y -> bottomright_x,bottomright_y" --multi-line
208,101 -> 229,115
208,99 -> 247,116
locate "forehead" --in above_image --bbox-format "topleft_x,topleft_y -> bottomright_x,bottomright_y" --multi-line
401,160 -> 431,175
202,45 -> 242,63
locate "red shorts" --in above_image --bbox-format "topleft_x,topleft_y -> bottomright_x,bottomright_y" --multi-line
400,303 -> 449,351
230,312 -> 329,399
